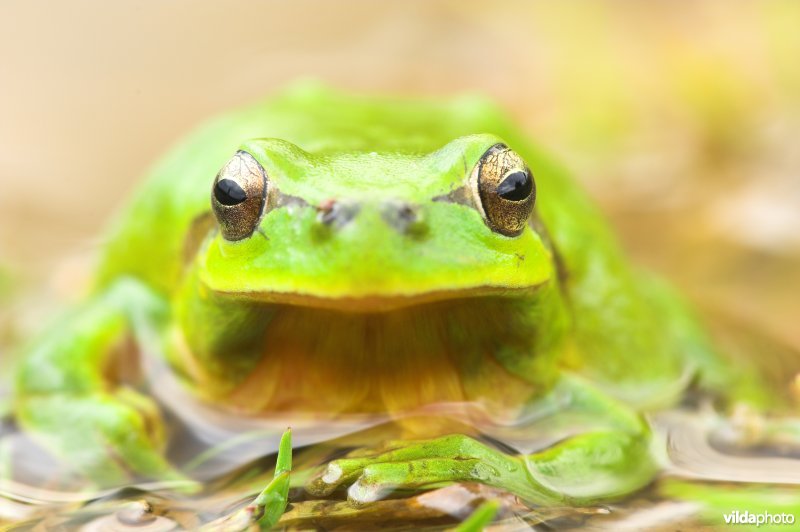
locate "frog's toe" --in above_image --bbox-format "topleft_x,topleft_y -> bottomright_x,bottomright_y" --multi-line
306,460 -> 351,496
307,454 -> 502,502
306,451 -> 420,497
306,434 -> 519,501
347,458 -> 497,503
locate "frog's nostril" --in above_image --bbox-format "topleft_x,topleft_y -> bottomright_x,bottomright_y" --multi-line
381,201 -> 427,236
316,199 -> 360,228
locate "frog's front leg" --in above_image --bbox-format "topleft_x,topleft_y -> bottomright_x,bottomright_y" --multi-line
13,278 -> 182,486
307,375 -> 656,504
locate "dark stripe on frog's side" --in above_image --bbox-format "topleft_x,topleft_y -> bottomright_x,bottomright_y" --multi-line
274,192 -> 311,209
182,211 -> 217,267
432,184 -> 473,208
529,211 -> 569,285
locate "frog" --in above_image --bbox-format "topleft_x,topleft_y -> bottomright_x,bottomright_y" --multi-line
11,82 -> 781,511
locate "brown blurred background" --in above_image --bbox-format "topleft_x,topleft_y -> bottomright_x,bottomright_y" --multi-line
0,1 -> 798,348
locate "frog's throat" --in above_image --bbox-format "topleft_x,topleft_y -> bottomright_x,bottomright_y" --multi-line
208,291 -> 559,417
213,283 -> 546,313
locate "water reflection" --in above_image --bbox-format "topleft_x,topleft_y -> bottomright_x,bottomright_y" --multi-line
3,391 -> 800,530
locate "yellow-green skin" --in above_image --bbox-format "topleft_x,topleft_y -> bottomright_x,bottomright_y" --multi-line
12,83 -> 764,504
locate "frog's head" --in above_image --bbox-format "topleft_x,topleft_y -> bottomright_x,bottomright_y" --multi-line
198,134 -> 554,311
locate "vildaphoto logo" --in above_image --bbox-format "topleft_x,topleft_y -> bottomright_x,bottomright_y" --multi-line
723,510 -> 795,527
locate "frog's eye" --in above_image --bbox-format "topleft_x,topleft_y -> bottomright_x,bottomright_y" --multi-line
211,151 -> 268,241
471,144 -> 536,236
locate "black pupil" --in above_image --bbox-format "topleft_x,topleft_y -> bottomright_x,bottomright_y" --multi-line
496,170 -> 532,201
214,179 -> 247,206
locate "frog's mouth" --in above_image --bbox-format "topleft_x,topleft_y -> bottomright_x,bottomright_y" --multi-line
221,283 -> 545,313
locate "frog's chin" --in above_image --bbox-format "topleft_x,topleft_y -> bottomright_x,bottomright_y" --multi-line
214,283 -> 545,313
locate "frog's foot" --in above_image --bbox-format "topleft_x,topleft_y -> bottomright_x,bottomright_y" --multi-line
17,388 -> 190,487
306,434 -> 542,504
14,278 -> 193,488
305,378 -> 658,507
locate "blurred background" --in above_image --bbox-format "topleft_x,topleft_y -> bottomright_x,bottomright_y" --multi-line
0,0 -> 798,352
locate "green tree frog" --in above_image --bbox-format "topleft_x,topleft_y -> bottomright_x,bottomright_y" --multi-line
12,83 -> 777,508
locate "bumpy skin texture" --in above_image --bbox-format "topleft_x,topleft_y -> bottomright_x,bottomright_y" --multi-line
12,83 -> 767,502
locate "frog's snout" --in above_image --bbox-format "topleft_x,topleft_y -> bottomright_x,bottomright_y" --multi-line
316,199 -> 427,235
